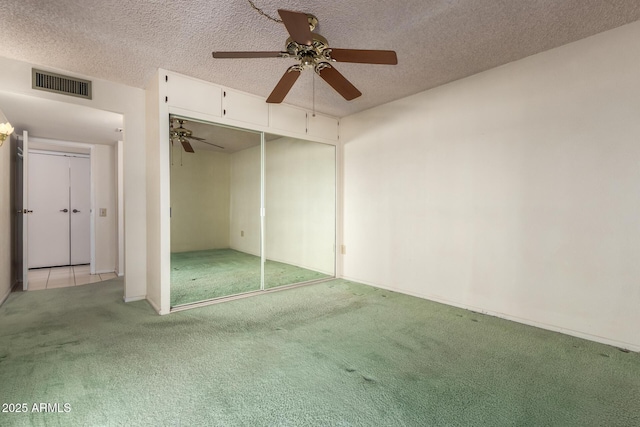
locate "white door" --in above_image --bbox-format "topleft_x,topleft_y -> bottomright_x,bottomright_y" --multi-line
16,131 -> 29,290
28,153 -> 71,268
70,157 -> 91,264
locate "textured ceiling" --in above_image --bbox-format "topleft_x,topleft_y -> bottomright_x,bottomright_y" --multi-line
1,1 -> 640,118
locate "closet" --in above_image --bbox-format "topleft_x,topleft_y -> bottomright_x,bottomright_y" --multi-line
169,118 -> 336,308
28,151 -> 91,268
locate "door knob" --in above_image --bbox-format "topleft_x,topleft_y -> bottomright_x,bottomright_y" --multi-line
73,209 -> 80,213
60,208 -> 68,213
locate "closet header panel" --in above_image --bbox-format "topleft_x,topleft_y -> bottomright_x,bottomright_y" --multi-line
160,69 -> 339,144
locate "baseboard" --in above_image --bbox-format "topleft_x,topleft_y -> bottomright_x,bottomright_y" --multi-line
96,269 -> 116,275
144,296 -> 169,315
341,275 -> 640,353
123,295 -> 146,303
0,285 -> 12,307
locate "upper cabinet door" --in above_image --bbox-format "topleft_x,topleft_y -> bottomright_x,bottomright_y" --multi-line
269,104 -> 307,135
166,74 -> 222,117
222,89 -> 269,127
308,113 -> 339,141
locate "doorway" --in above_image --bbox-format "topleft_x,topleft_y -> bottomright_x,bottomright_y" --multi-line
1,90 -> 125,294
27,151 -> 90,268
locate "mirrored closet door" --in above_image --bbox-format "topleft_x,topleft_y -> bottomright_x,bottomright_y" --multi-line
264,134 -> 336,289
170,118 -> 262,306
169,116 -> 336,308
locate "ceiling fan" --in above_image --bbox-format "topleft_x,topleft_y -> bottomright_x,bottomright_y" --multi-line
212,9 -> 397,103
170,118 -> 224,152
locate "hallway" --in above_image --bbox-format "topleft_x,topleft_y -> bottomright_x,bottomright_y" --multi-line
27,265 -> 117,290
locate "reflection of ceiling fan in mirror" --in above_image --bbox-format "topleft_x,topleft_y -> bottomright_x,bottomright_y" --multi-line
212,9 -> 397,103
170,118 -> 224,152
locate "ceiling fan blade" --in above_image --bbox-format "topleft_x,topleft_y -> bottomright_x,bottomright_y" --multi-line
212,51 -> 285,59
318,65 -> 362,101
266,67 -> 301,103
329,48 -> 398,65
180,139 -> 195,153
200,140 -> 225,150
278,9 -> 313,45
186,135 -> 224,149
186,135 -> 206,141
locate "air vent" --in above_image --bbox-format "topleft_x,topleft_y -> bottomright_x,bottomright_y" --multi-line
32,69 -> 92,99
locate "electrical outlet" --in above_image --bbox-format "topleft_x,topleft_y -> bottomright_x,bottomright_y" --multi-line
341,245 -> 346,255
99,208 -> 107,217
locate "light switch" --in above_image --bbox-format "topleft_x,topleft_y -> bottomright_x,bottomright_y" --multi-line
100,208 -> 107,217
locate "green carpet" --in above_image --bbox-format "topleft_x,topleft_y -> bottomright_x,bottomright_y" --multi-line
1,278 -> 639,426
171,248 -> 330,306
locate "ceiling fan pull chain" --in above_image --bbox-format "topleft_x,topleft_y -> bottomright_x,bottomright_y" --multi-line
312,72 -> 316,118
247,0 -> 282,23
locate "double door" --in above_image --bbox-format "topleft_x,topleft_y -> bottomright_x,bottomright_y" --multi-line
28,152 -> 91,268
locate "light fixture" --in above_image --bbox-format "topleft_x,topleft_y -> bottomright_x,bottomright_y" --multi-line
0,122 -> 14,147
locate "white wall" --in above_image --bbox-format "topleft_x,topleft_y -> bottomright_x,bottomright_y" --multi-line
93,144 -> 117,273
145,72 -> 163,311
170,150 -> 231,252
341,21 -> 640,351
265,136 -> 335,274
0,56 -> 147,301
0,109 -> 12,305
229,146 -> 261,256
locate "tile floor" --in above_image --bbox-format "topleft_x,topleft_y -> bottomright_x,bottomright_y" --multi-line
27,265 -> 118,291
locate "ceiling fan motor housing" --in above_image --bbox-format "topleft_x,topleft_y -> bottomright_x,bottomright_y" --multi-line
285,33 -> 333,72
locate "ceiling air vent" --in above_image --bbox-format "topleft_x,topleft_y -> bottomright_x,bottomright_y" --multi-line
32,69 -> 92,99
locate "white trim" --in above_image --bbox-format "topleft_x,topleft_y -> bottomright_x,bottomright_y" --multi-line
27,137 -> 94,150
142,296 -> 169,315
28,149 -> 90,158
260,131 -> 265,291
341,275 -> 640,353
89,145 -> 96,275
116,140 -> 124,276
123,295 -> 146,303
335,137 -> 343,278
0,286 -> 12,307
19,131 -> 29,290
